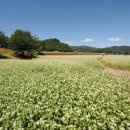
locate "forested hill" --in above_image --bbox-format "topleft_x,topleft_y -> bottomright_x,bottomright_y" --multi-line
71,46 -> 130,54
39,39 -> 73,52
71,46 -> 98,52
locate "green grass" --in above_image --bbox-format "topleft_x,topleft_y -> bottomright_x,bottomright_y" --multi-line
0,56 -> 130,129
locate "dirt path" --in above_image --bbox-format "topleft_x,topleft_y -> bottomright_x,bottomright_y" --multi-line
98,58 -> 130,79
101,62 -> 130,78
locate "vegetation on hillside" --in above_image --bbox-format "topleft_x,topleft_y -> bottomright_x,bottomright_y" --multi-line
38,38 -> 73,52
0,29 -> 130,59
0,29 -> 72,59
71,46 -> 130,54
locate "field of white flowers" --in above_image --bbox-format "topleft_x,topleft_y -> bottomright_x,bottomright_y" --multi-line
0,56 -> 130,129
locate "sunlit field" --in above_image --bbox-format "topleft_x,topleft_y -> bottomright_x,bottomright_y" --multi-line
0,56 -> 130,129
101,55 -> 130,71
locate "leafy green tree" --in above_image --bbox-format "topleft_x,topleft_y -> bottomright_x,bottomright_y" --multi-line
4,36 -> 11,49
32,36 -> 42,52
0,31 -> 6,48
10,30 -> 34,58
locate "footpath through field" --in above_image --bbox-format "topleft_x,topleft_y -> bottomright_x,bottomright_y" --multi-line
98,57 -> 130,79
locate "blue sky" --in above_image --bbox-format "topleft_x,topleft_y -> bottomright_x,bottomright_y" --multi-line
0,0 -> 130,47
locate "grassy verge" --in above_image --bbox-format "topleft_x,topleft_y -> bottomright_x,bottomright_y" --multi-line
100,55 -> 130,71
0,48 -> 15,59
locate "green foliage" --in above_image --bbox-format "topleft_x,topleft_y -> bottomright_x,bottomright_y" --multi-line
0,31 -> 6,48
71,46 -> 130,54
99,46 -> 130,54
1,29 -> 130,55
40,38 -> 73,52
10,30 -> 34,52
0,56 -> 130,129
0,29 -> 73,58
7,29 -> 72,53
71,46 -> 98,52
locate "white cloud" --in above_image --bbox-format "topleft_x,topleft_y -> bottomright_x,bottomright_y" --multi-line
81,38 -> 95,43
63,41 -> 74,45
108,37 -> 122,42
64,41 -> 72,44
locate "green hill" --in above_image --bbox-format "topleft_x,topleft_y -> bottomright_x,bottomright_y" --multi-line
40,39 -> 73,52
71,45 -> 130,54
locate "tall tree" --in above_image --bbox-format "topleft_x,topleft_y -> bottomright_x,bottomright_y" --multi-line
0,31 -> 6,48
10,30 -> 34,58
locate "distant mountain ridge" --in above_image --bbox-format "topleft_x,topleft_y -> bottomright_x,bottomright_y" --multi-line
71,45 -> 130,54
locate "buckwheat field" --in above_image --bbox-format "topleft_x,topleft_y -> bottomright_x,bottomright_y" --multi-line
0,56 -> 130,130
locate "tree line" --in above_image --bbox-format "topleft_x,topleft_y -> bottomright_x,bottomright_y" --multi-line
0,30 -> 73,59
71,45 -> 130,55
